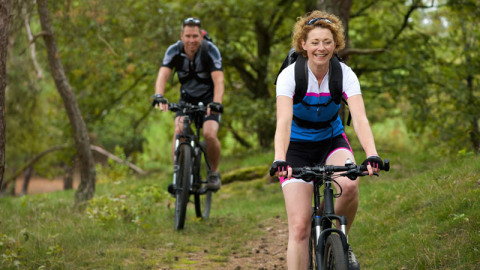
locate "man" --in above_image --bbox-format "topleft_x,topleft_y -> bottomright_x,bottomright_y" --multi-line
153,17 -> 224,190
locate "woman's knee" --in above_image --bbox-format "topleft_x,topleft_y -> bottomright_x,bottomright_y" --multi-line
289,219 -> 310,242
338,179 -> 359,201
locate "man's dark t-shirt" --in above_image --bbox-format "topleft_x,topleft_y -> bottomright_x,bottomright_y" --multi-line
162,40 -> 223,103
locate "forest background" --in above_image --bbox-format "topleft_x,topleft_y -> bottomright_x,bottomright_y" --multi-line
1,0 -> 479,200
0,0 -> 479,269
1,0 -> 479,198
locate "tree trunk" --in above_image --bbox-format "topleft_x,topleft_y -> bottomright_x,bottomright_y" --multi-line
63,164 -> 74,190
63,155 -> 75,190
0,0 -> 9,190
21,166 -> 33,195
317,0 -> 352,51
37,0 -> 96,206
318,0 -> 353,126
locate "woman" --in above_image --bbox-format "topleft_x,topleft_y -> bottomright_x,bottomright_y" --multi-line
271,10 -> 384,270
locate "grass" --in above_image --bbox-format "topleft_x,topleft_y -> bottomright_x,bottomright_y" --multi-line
353,151 -> 480,269
1,143 -> 479,269
1,148 -> 282,269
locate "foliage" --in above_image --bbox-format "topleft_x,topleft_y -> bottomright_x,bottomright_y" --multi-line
221,164 -> 270,184
95,145 -> 132,183
4,0 -> 480,189
0,232 -> 24,268
86,185 -> 168,227
349,0 -> 480,153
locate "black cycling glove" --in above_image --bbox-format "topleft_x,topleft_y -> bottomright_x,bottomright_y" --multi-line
152,94 -> 168,107
361,155 -> 384,170
207,102 -> 224,113
269,160 -> 291,176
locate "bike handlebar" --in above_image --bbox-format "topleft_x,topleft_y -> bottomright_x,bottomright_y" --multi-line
290,159 -> 390,181
168,102 -> 208,114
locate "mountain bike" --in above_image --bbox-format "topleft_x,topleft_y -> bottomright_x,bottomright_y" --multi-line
166,102 -> 213,230
290,158 -> 390,269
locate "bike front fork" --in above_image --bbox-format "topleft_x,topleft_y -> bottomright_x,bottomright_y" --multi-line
171,138 -> 196,189
312,214 -> 349,246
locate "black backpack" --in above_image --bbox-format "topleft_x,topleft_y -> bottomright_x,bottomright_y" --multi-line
176,38 -> 213,85
274,48 -> 351,127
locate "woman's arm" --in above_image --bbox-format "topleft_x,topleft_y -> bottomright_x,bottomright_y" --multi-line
274,96 -> 294,161
347,95 -> 378,158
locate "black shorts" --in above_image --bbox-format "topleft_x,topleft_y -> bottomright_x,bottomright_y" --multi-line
286,133 -> 353,167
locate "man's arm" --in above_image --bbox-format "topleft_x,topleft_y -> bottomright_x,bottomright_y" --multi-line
211,70 -> 224,104
154,66 -> 172,111
155,66 -> 173,96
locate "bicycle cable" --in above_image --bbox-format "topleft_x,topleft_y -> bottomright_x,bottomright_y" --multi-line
330,176 -> 343,198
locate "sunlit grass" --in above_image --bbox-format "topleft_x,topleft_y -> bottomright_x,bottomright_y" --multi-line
1,119 -> 479,269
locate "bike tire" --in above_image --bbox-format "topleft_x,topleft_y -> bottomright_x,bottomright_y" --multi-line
194,190 -> 212,219
174,144 -> 192,230
309,229 -> 320,270
193,142 -> 212,219
323,234 -> 347,270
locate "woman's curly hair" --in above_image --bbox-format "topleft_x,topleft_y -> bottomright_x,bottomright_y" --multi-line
292,10 -> 346,57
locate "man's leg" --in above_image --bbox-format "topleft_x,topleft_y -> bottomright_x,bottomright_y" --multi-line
171,116 -> 184,161
203,120 -> 221,190
203,120 -> 220,172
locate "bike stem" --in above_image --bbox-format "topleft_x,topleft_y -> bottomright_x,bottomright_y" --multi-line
323,181 -> 335,215
323,180 -> 348,237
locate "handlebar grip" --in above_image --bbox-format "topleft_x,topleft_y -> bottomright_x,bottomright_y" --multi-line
360,164 -> 367,171
360,159 -> 390,172
269,163 -> 278,176
384,159 -> 390,172
168,103 -> 181,112
291,168 -> 302,175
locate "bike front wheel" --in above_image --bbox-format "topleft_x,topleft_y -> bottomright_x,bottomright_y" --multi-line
323,234 -> 347,270
174,144 -> 192,230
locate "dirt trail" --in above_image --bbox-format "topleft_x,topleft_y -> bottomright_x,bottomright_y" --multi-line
227,218 -> 288,270
12,176 -> 79,195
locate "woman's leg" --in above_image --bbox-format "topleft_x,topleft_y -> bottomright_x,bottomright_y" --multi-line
282,182 -> 313,270
325,149 -> 359,233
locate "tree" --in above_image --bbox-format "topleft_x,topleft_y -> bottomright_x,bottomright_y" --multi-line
422,0 -> 480,153
185,0 -> 307,148
37,0 -> 96,205
0,0 -> 10,188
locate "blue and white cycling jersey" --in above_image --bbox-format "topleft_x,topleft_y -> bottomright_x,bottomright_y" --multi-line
276,61 -> 361,142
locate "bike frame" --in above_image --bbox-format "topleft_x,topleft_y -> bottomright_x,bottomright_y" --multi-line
286,160 -> 389,269
312,175 -> 349,268
172,107 -> 211,195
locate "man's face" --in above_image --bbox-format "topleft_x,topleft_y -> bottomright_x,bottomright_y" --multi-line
181,25 -> 203,55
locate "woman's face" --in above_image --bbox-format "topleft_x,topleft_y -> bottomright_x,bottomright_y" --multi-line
301,27 -> 335,68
